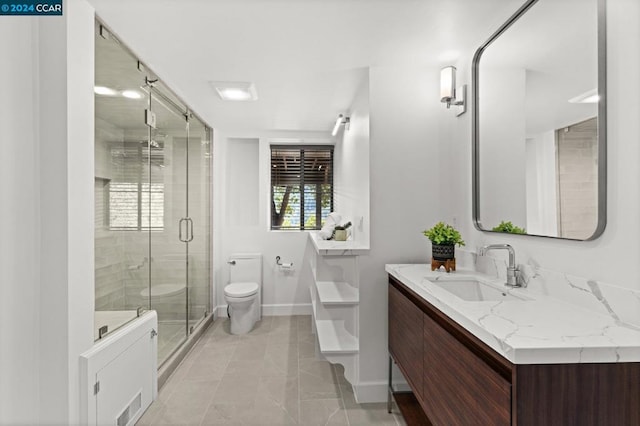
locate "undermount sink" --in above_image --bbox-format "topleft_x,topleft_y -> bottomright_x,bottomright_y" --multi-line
429,277 -> 530,302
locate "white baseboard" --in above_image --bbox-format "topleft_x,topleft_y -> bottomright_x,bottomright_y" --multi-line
353,380 -> 410,403
263,303 -> 312,316
215,303 -> 312,318
353,381 -> 388,403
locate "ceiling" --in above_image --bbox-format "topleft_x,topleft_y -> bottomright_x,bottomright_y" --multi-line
89,0 -> 525,134
95,29 -> 197,140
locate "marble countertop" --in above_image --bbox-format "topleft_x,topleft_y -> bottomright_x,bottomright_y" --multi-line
386,264 -> 640,364
309,232 -> 369,256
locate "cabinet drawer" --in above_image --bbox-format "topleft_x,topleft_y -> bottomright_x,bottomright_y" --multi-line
422,313 -> 511,426
389,284 -> 424,398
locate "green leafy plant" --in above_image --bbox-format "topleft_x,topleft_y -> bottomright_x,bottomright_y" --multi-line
422,222 -> 465,246
492,221 -> 526,234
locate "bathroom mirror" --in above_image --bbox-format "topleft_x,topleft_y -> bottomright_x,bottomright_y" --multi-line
472,0 -> 606,240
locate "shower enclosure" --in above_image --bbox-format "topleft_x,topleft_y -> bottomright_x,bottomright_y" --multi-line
94,22 -> 212,366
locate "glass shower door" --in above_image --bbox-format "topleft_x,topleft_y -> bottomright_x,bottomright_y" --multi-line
186,114 -> 212,332
147,88 -> 189,365
94,26 -> 153,339
95,21 -> 213,368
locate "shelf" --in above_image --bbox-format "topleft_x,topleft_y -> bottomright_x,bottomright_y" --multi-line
315,281 -> 359,306
309,232 -> 369,256
315,319 -> 358,354
310,287 -> 317,316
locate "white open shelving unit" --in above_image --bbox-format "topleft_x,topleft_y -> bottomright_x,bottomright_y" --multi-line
307,232 -> 368,386
315,281 -> 359,306
314,319 -> 359,353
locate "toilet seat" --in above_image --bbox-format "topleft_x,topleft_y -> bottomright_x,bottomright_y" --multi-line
224,282 -> 259,298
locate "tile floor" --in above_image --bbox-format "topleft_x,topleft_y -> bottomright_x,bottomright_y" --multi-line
137,315 -> 405,425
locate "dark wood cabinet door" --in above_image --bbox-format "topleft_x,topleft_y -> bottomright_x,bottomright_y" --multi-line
422,313 -> 511,426
389,284 -> 424,398
515,363 -> 640,426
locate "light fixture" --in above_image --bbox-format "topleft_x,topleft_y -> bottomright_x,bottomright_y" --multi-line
210,81 -> 258,101
568,88 -> 599,104
219,88 -> 251,100
122,90 -> 143,99
440,66 -> 466,116
331,114 -> 350,136
440,66 -> 456,108
94,86 -> 117,96
453,84 -> 466,116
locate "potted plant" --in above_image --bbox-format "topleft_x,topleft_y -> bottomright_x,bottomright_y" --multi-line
492,221 -> 526,234
333,221 -> 352,241
422,222 -> 465,271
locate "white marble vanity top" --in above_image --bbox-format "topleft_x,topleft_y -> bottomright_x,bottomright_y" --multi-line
386,264 -> 640,364
309,232 -> 369,256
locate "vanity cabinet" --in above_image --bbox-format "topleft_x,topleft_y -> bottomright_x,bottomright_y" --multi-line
422,312 -> 510,425
388,281 -> 424,399
388,275 -> 640,426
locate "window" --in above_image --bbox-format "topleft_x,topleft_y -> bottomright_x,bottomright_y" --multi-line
109,143 -> 164,230
271,145 -> 333,230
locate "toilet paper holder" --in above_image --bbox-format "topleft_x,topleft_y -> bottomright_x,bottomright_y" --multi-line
275,256 -> 293,268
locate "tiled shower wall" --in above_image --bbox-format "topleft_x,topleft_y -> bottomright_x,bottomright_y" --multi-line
95,120 -> 128,311
556,117 -> 598,239
95,126 -> 210,322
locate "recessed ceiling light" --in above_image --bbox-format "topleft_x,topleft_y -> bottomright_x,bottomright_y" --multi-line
94,86 -> 117,96
218,88 -> 252,101
210,81 -> 258,101
569,89 -> 599,104
122,90 -> 143,99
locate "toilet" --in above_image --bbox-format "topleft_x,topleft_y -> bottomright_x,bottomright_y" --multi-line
225,253 -> 262,335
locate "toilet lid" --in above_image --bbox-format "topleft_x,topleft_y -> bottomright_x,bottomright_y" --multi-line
225,282 -> 259,298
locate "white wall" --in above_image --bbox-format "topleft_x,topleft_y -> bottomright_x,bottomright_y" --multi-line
0,17 -> 41,425
357,65 -> 447,393
61,2 -> 96,421
447,0 -> 640,291
333,74 -> 370,246
0,0 -> 95,423
213,131 -> 332,315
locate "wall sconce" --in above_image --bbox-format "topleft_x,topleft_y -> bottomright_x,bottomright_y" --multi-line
332,114 -> 350,136
440,66 -> 456,108
440,66 -> 466,116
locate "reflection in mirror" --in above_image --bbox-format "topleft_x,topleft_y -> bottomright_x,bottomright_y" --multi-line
472,0 -> 606,240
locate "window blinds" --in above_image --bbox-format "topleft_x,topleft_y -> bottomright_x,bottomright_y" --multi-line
270,145 -> 333,230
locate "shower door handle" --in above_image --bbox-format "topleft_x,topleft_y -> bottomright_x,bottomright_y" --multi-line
186,218 -> 194,242
178,218 -> 188,242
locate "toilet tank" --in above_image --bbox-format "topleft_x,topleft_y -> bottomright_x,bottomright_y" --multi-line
229,253 -> 262,285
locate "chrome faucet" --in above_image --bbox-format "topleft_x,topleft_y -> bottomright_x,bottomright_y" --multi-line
478,244 -> 524,288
